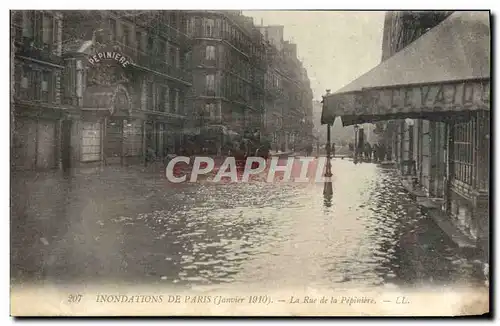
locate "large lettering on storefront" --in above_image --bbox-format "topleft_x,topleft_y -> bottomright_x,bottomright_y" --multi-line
355,80 -> 490,115
88,51 -> 131,68
323,79 -> 490,125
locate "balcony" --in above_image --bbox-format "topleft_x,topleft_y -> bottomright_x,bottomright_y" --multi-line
133,13 -> 192,49
135,52 -> 192,84
12,25 -> 64,67
265,85 -> 283,100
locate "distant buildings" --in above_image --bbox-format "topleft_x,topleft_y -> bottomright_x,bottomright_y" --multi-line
258,23 -> 314,152
11,10 -> 315,171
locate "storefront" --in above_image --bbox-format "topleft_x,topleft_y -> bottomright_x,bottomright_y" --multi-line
321,11 -> 490,257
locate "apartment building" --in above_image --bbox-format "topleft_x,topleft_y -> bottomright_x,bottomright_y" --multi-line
11,10 -> 315,167
258,25 -> 314,152
11,10 -> 65,171
60,10 -> 192,167
184,10 -> 267,154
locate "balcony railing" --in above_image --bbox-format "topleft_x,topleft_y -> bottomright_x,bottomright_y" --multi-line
133,13 -> 192,48
12,24 -> 64,66
265,85 -> 284,99
136,53 -> 191,83
108,40 -> 191,84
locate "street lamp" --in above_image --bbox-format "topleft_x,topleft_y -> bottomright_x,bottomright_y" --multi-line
353,124 -> 359,164
324,89 -> 332,177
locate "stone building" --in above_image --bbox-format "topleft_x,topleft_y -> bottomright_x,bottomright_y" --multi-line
258,24 -> 314,152
11,10 -> 315,168
61,10 -> 192,167
11,10 -> 65,171
183,10 -> 267,154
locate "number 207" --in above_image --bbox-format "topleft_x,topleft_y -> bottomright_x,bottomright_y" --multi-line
68,294 -> 83,303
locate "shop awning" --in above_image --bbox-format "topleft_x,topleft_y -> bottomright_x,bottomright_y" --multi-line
322,11 -> 490,126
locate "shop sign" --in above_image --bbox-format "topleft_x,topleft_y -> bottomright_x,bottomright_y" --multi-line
324,79 -> 490,119
88,51 -> 131,68
355,80 -> 490,115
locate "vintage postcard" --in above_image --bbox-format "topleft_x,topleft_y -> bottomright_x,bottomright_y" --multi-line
10,9 -> 490,316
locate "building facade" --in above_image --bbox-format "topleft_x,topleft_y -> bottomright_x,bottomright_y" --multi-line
11,10 -> 314,169
11,10 -> 65,171
258,24 -> 314,152
380,11 -> 490,257
184,10 -> 267,154
59,10 -> 192,167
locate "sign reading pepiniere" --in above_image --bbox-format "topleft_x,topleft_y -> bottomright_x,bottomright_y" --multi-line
88,51 -> 131,68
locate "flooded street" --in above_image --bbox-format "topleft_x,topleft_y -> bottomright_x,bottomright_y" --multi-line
11,159 -> 484,290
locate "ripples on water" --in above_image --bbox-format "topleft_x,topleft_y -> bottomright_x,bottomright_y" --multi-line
111,160 -> 481,289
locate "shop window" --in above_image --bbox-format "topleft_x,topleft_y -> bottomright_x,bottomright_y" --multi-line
81,122 -> 102,162
452,120 -> 474,185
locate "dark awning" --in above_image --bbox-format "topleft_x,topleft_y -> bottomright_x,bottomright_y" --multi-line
322,11 -> 490,126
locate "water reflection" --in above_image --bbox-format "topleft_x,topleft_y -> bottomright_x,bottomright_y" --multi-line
323,181 -> 333,208
11,160 -> 484,289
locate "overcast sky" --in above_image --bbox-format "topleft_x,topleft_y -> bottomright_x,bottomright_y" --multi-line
243,11 -> 386,101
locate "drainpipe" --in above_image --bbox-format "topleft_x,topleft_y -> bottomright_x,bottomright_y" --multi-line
446,121 -> 455,214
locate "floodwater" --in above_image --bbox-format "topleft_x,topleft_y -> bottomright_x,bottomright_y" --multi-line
11,159 -> 484,289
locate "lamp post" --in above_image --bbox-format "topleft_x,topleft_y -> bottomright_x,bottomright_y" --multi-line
353,124 -> 359,164
324,90 -> 332,177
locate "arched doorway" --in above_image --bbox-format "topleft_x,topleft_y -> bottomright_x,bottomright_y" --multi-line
103,84 -> 133,165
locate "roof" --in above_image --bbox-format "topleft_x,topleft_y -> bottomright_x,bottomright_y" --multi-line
321,11 -> 491,126
334,11 -> 490,95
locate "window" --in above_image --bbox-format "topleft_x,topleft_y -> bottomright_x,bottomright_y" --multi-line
205,45 -> 216,60
122,24 -> 130,46
187,17 -> 195,36
157,86 -> 167,112
158,40 -> 167,61
204,103 -> 217,118
19,66 -> 41,100
452,121 -> 474,185
169,46 -> 176,67
169,88 -> 176,113
110,18 -> 117,41
206,19 -> 215,37
22,11 -> 34,38
206,74 -> 215,93
146,82 -> 154,110
41,71 -> 51,102
136,31 -> 142,51
175,48 -> 180,68
42,14 -> 53,47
